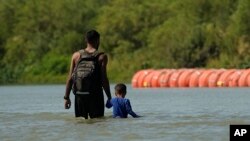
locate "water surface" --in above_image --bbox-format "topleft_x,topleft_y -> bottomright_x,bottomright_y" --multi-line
0,85 -> 250,141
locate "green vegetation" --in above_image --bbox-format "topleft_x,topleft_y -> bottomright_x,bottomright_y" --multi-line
0,0 -> 249,84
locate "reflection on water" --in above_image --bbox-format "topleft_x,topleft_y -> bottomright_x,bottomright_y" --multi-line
0,85 -> 250,141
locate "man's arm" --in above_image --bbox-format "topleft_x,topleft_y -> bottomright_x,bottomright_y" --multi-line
64,52 -> 79,109
99,53 -> 112,100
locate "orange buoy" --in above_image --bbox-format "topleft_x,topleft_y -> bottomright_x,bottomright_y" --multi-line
169,69 -> 185,87
151,69 -> 167,87
178,69 -> 194,87
217,69 -> 236,87
159,69 -> 175,87
132,68 -> 249,88
131,70 -> 144,88
137,69 -> 154,88
238,69 -> 250,87
198,69 -> 215,87
189,70 -> 203,87
247,74 -> 250,86
228,70 -> 243,87
142,70 -> 156,87
208,69 -> 225,87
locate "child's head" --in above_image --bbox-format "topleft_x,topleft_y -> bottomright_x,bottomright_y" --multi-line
115,83 -> 127,97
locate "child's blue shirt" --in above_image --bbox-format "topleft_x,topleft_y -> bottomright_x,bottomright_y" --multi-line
110,97 -> 139,118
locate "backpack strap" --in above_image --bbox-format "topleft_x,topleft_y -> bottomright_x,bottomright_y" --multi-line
79,49 -> 104,60
93,51 -> 104,59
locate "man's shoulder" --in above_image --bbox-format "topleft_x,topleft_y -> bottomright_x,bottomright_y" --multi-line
97,52 -> 108,64
72,51 -> 81,58
71,51 -> 81,64
97,52 -> 106,58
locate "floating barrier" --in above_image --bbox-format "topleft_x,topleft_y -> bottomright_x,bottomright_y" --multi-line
159,69 -> 175,87
169,69 -> 184,87
207,69 -> 225,87
131,69 -> 153,88
151,69 -> 166,87
217,69 -> 236,87
238,69 -> 250,87
131,69 -> 250,88
189,70 -> 203,87
178,69 -> 194,87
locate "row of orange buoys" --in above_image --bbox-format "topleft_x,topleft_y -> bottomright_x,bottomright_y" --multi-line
131,69 -> 250,88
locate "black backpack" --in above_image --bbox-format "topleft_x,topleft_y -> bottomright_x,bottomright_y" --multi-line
72,50 -> 103,95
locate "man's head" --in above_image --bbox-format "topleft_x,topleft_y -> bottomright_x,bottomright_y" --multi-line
85,30 -> 100,49
115,83 -> 127,97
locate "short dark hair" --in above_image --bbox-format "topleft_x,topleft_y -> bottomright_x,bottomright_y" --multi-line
85,30 -> 100,45
115,83 -> 127,95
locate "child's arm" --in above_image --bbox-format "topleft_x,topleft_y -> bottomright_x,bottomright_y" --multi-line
125,99 -> 140,118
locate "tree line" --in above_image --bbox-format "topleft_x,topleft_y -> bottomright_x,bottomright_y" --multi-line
0,0 -> 249,84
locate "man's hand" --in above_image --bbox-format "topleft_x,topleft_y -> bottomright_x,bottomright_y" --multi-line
64,99 -> 71,109
105,99 -> 112,109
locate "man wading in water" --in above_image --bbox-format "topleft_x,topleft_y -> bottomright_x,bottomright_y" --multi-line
64,30 -> 112,119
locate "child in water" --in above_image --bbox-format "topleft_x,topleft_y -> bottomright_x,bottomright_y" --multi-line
106,83 -> 141,118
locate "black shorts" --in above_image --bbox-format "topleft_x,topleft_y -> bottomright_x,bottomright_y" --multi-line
74,92 -> 104,119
